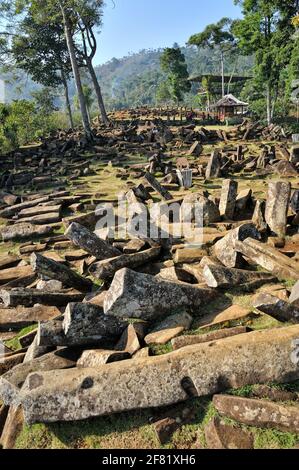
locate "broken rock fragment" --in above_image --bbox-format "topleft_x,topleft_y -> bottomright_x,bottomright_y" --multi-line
213,395 -> 299,434
144,311 -> 193,345
203,264 -> 276,289
213,223 -> 260,268
104,268 -> 215,321
253,293 -> 299,323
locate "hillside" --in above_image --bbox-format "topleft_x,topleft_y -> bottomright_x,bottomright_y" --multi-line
1,46 -> 253,110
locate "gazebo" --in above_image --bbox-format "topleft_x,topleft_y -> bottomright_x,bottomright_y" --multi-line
211,94 -> 249,121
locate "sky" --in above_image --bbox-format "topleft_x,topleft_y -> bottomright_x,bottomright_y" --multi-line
95,0 -> 242,65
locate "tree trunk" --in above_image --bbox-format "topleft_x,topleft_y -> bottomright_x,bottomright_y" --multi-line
266,83 -> 272,126
61,71 -> 74,130
60,5 -> 93,139
86,58 -> 109,125
220,50 -> 225,98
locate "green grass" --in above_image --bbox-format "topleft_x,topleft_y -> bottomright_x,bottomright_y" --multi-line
5,324 -> 38,351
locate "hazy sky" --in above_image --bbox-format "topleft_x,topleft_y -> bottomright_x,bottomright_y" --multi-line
95,0 -> 242,65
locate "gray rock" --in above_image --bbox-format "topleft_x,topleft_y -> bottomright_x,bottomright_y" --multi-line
253,293 -> 299,323
203,264 -> 276,289
144,311 -> 193,345
213,395 -> 299,434
219,180 -> 238,220
265,182 -> 291,237
104,268 -> 215,321
213,223 -> 260,268
18,325 -> 299,423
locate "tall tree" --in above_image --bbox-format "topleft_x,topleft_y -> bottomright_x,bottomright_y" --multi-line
233,0 -> 298,124
75,0 -> 109,125
160,46 -> 191,105
11,15 -> 75,128
188,18 -> 236,98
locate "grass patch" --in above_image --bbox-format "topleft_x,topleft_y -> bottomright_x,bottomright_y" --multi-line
5,324 -> 37,351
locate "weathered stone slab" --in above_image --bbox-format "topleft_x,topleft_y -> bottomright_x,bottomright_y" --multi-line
0,255 -> 20,270
252,200 -> 267,233
89,247 -> 161,280
17,325 -> 299,423
0,265 -> 33,285
144,172 -> 173,201
290,281 -> 299,306
18,204 -> 62,218
213,395 -> 299,434
144,311 -> 192,345
0,405 -> 24,449
0,196 -> 50,218
0,348 -> 79,405
1,223 -> 52,242
204,417 -> 254,449
31,252 -> 93,292
206,150 -> 221,179
219,180 -> 238,220
253,293 -> 299,323
203,264 -> 276,289
19,211 -> 61,225
0,353 -> 26,376
235,238 -> 299,280
65,222 -> 120,260
235,189 -> 252,212
123,239 -> 147,254
198,305 -> 257,330
61,303 -> 128,347
0,288 -> 84,308
115,324 -> 145,355
171,326 -> 249,350
104,268 -> 215,321
180,193 -> 220,226
265,182 -> 291,237
173,247 -> 208,264
251,385 -> 298,403
77,350 -> 131,368
213,224 -> 260,268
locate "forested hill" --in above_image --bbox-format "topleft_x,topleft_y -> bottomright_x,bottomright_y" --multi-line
1,45 -> 253,110
95,46 -> 253,110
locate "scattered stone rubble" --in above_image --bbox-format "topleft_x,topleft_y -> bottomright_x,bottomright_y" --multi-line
0,114 -> 298,449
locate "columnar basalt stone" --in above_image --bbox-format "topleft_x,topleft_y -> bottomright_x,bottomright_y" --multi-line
290,281 -> 299,306
0,196 -> 51,218
0,348 -> 78,405
235,238 -> 299,281
31,253 -> 93,292
0,288 -> 84,308
0,265 -> 33,285
17,325 -> 299,423
252,200 -> 267,233
77,350 -> 131,368
213,223 -> 260,268
265,182 -> 291,237
144,311 -> 193,345
144,172 -> 173,201
171,326 -> 249,350
203,264 -> 276,289
1,223 -> 52,242
62,303 -> 128,346
180,193 -> 220,226
213,395 -> 299,434
219,180 -> 238,220
253,293 -> 299,323
104,268 -> 215,321
65,222 -> 121,260
89,247 -> 161,280
205,150 -> 221,179
204,417 -> 254,449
